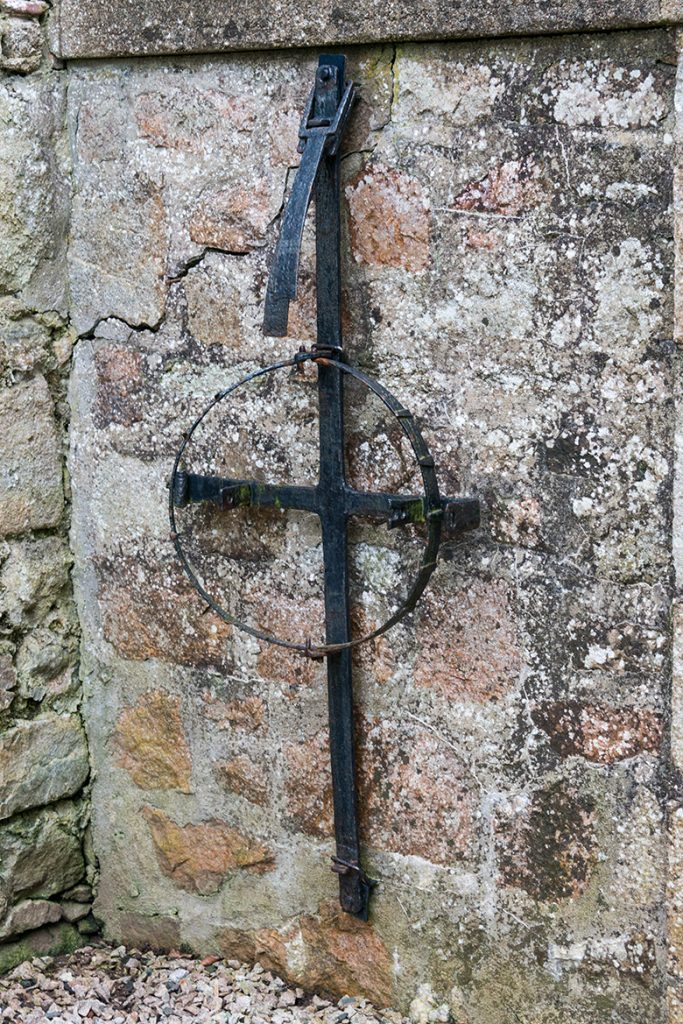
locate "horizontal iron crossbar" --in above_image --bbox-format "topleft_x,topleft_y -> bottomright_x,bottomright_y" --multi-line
172,470 -> 480,531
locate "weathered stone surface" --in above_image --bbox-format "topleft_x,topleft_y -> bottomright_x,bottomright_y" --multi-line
0,802 -> 85,906
297,905 -> 393,1007
115,689 -> 192,792
117,911 -> 181,952
61,884 -> 91,903
0,75 -> 68,309
15,626 -> 80,705
0,14 -> 42,72
97,553 -> 233,671
0,305 -> 74,382
93,346 -> 145,429
358,718 -> 473,863
1,1 -> 49,15
68,28 -> 676,1023
0,537 -> 71,627
413,577 -> 522,702
189,180 -> 275,253
142,806 -> 275,894
0,899 -> 61,940
66,59 -> 311,333
54,0 -> 683,60
0,922 -> 80,975
59,899 -> 91,923
532,701 -> 662,762
216,902 -> 393,1007
200,691 -> 265,732
283,730 -> 333,838
0,377 -> 63,537
284,719 -> 472,862
0,715 -> 89,820
0,656 -> 15,712
216,755 -> 268,806
496,783 -> 597,901
346,166 -> 430,272
669,809 -> 683,980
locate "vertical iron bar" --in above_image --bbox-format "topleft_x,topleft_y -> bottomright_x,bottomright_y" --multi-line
314,55 -> 371,919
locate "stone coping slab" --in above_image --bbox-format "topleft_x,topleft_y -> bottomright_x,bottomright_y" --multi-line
54,0 -> 683,60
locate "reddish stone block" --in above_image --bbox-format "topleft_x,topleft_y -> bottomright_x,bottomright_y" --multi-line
298,902 -> 393,1006
97,553 -> 233,671
358,717 -> 472,863
532,701 -> 662,763
115,690 -> 192,792
216,901 -> 392,1007
200,692 -> 265,732
453,158 -> 545,217
215,755 -> 268,806
283,730 -> 333,837
134,89 -> 257,151
283,717 -> 473,863
414,577 -> 521,702
345,165 -> 429,272
189,179 -> 273,253
94,346 -> 145,428
142,806 -> 274,895
350,608 -> 396,685
246,591 -> 326,690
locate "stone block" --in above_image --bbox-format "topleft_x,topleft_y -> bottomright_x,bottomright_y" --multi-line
0,299 -> 52,377
61,884 -> 91,903
0,377 -> 63,537
215,755 -> 268,806
142,806 -> 275,895
0,715 -> 89,820
115,689 -> 192,792
216,902 -> 393,1007
0,803 -> 85,902
0,922 -> 80,974
0,899 -> 61,941
0,14 -> 43,72
59,899 -> 90,923
413,576 -> 522,703
96,552 -> 234,671
495,782 -> 596,901
116,911 -> 180,952
0,537 -> 71,628
0,655 -> 15,712
532,701 -> 662,763
346,165 -> 429,272
53,0 -> 675,60
0,75 -> 68,309
15,626 -> 80,706
284,718 -> 473,863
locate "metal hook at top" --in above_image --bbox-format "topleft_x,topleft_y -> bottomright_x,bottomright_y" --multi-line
262,56 -> 356,338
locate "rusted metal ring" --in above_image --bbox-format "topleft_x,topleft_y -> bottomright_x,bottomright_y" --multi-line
169,353 -> 443,657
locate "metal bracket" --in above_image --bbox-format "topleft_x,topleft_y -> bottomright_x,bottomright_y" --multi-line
297,72 -> 356,156
263,60 -> 356,338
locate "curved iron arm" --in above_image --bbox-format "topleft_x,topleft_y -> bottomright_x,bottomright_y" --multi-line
262,62 -> 356,337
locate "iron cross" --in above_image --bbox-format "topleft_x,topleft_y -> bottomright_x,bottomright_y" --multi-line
171,55 -> 479,919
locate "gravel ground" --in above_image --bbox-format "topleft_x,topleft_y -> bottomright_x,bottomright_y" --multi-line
0,944 -> 409,1024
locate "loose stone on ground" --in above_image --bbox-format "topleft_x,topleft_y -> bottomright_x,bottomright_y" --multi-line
0,944 -> 410,1024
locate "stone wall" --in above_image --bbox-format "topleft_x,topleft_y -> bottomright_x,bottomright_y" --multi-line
64,24 -> 676,1024
0,1 -> 681,1021
0,0 -> 96,971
